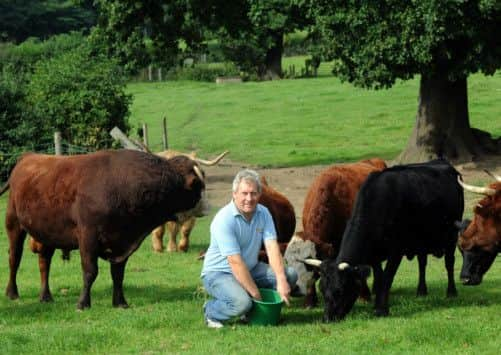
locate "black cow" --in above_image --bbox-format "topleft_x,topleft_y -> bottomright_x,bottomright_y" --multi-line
304,159 -> 464,321
1,150 -> 207,309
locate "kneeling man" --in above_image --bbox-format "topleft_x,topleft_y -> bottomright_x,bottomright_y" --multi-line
201,169 -> 297,328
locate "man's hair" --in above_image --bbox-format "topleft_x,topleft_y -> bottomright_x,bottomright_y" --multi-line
232,169 -> 262,193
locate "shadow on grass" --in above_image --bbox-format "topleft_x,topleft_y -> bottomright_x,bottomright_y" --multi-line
291,277 -> 501,324
0,283 -> 203,318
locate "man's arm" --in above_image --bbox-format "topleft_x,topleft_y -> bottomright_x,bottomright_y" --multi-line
264,239 -> 291,305
227,254 -> 262,300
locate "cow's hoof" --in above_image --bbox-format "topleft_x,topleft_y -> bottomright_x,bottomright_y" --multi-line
416,288 -> 428,297
40,295 -> 54,303
113,302 -> 129,309
446,289 -> 458,298
77,301 -> 91,310
6,289 -> 19,300
374,308 -> 389,317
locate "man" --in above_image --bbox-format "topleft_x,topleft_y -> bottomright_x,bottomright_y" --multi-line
201,169 -> 298,328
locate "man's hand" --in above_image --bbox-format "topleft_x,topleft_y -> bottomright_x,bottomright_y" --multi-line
265,239 -> 291,305
276,278 -> 291,306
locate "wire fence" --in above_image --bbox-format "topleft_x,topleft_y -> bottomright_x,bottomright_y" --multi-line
0,138 -> 106,160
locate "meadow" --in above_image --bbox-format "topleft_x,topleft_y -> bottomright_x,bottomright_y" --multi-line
1,64 -> 501,354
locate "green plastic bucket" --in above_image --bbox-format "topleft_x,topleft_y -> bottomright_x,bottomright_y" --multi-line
248,288 -> 284,326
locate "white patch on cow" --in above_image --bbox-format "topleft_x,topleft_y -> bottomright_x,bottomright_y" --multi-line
284,235 -> 317,296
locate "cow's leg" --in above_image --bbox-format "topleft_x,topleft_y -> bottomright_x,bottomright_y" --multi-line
359,279 -> 371,302
37,245 -> 56,303
416,254 -> 428,296
5,215 -> 26,300
371,263 -> 383,295
445,246 -> 457,297
303,270 -> 319,308
374,255 -> 402,317
167,221 -> 180,252
178,218 -> 195,252
110,258 -> 129,308
151,224 -> 165,252
77,238 -> 99,310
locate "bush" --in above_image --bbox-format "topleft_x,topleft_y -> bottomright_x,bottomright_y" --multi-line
0,69 -> 37,180
0,32 -> 87,74
26,45 -> 131,149
165,62 -> 240,82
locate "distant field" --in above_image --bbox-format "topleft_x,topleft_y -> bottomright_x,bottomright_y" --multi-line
127,68 -> 501,167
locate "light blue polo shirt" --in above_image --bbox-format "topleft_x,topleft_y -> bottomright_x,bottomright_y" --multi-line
201,201 -> 277,277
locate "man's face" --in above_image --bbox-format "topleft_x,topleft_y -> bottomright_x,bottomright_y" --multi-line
233,179 -> 260,218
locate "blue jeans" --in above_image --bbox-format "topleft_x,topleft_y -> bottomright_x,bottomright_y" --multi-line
202,262 -> 298,322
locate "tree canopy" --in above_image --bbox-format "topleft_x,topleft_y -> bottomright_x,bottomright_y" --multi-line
309,0 -> 501,162
0,0 -> 96,43
94,0 -> 310,78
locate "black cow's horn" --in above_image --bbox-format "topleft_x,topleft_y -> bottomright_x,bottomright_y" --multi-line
457,176 -> 496,196
338,262 -> 350,270
302,258 -> 322,267
195,150 -> 229,166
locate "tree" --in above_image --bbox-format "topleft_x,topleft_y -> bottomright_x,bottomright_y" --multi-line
309,1 -> 501,163
0,0 -> 96,43
93,0 -> 206,74
94,0 -> 311,79
214,0 -> 311,79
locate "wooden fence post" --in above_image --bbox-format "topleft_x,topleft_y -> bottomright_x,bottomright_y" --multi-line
142,123 -> 149,148
162,117 -> 168,150
109,127 -> 143,151
54,131 -> 62,155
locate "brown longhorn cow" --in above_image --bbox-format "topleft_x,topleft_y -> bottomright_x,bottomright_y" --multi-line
1,150 -> 207,309
457,173 -> 501,285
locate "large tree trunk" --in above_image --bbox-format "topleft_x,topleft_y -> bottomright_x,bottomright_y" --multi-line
395,75 -> 500,164
261,31 -> 283,80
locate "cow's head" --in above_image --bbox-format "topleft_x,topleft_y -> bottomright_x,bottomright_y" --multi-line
457,175 -> 501,285
167,156 -> 209,217
303,258 -> 370,322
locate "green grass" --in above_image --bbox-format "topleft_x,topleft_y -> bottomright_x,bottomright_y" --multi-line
2,202 -> 501,354
2,68 -> 501,353
127,70 -> 501,167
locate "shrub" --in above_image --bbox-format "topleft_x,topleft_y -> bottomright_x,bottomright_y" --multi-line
165,62 -> 240,82
26,45 -> 131,149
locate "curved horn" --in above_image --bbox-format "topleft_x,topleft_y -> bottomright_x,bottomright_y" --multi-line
457,176 -> 496,196
302,258 -> 322,267
195,150 -> 229,166
193,165 -> 204,182
484,169 -> 501,182
338,262 -> 350,270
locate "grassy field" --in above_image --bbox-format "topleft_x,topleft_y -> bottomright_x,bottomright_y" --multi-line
1,68 -> 501,354
127,67 -> 501,167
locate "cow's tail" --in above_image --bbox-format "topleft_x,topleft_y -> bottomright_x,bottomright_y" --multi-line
0,181 -> 9,196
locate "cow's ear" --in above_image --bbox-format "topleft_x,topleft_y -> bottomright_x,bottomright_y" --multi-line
185,165 -> 205,190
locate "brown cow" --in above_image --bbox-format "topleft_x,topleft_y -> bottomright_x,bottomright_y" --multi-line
457,174 -> 501,285
151,150 -> 228,252
258,176 -> 296,261
1,150 -> 207,309
285,158 -> 387,307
